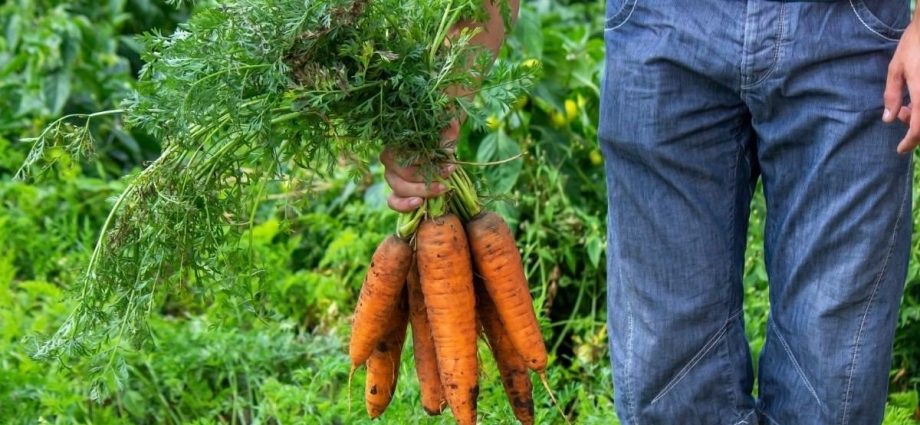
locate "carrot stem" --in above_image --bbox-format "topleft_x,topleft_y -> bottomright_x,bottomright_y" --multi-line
427,196 -> 446,218
448,166 -> 480,221
397,205 -> 426,239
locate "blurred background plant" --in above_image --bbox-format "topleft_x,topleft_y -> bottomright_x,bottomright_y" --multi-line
0,0 -> 917,423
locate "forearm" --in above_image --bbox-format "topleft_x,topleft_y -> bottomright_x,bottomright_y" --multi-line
447,0 -> 519,98
465,0 -> 520,58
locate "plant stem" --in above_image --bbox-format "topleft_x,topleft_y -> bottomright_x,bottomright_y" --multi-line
449,166 -> 480,221
396,205 -> 426,239
427,196 -> 446,218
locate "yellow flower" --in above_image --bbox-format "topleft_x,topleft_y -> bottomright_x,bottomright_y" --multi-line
522,58 -> 540,69
589,149 -> 604,166
565,99 -> 578,121
550,111 -> 568,127
485,115 -> 502,130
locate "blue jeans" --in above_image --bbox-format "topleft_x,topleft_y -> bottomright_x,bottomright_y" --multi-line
598,1 -> 912,424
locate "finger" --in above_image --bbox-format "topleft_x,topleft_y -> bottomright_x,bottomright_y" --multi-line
897,85 -> 920,153
884,61 -> 905,123
387,195 -> 423,213
385,169 -> 449,198
898,105 -> 911,124
440,163 -> 456,179
379,147 -> 425,183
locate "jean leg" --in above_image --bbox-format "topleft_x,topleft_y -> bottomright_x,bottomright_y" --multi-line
743,2 -> 913,424
600,2 -> 758,423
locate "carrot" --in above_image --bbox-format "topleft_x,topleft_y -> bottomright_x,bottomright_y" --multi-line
417,212 -> 478,425
406,259 -> 446,415
365,287 -> 410,418
466,211 -> 546,372
476,280 -> 534,425
349,235 -> 413,369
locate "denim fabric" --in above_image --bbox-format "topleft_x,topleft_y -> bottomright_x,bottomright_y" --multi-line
598,1 -> 912,424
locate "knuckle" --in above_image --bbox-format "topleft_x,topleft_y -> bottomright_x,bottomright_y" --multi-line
395,165 -> 417,181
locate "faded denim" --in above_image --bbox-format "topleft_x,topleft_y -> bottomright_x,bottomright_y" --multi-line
598,1 -> 912,424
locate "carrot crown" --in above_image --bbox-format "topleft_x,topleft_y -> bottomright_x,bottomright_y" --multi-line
397,206 -> 427,239
449,166 -> 481,221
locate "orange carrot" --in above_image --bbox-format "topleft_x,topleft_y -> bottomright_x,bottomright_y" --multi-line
417,213 -> 478,425
476,280 -> 534,425
365,288 -> 410,418
406,259 -> 446,415
466,211 -> 546,372
349,235 -> 413,369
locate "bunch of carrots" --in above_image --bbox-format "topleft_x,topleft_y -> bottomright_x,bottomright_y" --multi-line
348,166 -> 552,424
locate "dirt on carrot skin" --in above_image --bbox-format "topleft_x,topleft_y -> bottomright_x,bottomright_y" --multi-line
407,259 -> 446,416
417,213 -> 479,425
349,235 -> 413,369
365,287 -> 410,418
466,211 -> 547,372
476,279 -> 534,425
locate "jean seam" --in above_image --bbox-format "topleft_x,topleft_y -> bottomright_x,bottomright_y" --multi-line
718,323 -> 741,419
839,155 -> 911,425
734,409 -> 758,425
616,247 -> 638,424
768,321 -> 823,407
848,0 -> 902,42
650,309 -> 743,404
604,0 -> 638,32
740,0 -> 786,90
724,140 -> 743,414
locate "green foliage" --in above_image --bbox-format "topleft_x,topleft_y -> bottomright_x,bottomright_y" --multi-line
885,391 -> 920,425
18,0 -> 533,391
0,0 -> 190,173
0,0 -> 918,424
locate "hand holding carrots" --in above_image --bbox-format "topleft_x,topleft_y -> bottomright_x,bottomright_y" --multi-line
380,119 -> 459,213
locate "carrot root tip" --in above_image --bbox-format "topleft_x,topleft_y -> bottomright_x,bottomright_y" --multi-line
348,365 -> 357,414
539,371 -> 570,425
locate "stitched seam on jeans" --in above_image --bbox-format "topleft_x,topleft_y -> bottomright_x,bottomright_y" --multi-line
739,1 -> 753,90
618,256 -> 638,424
769,321 -> 823,407
851,0 -> 907,35
741,0 -> 786,90
848,0 -> 901,42
734,409 -> 758,425
650,309 -> 743,404
605,0 -> 637,32
724,139 -> 745,414
839,156 -> 911,424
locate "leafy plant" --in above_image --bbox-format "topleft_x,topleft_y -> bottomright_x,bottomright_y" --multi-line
0,0 -> 191,174
2,0 -> 918,423
17,0 -> 533,398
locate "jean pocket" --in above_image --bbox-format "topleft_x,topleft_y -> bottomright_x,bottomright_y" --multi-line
848,0 -> 910,41
605,0 -> 638,31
